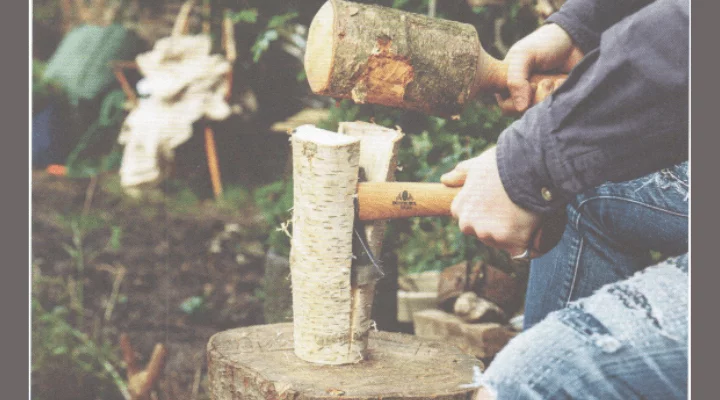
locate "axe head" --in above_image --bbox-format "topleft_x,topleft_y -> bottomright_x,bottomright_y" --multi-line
351,202 -> 385,286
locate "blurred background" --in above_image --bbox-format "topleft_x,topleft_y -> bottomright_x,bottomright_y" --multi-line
31,1 -> 563,399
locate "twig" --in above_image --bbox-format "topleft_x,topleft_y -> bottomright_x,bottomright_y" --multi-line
98,264 -> 127,322
82,174 -> 99,218
190,365 -> 202,400
172,0 -> 197,37
121,333 -> 168,400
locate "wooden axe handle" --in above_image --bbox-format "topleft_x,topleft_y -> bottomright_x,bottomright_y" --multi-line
477,54 -> 569,93
357,182 -> 460,221
356,182 -> 568,257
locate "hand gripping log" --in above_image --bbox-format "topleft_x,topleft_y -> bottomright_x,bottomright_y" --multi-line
305,0 -> 567,117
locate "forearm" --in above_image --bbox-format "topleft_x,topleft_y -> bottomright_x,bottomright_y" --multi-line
497,0 -> 688,214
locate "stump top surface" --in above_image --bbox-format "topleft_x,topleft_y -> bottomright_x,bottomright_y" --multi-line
208,323 -> 483,399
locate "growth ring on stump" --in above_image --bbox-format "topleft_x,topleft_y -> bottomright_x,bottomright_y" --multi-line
207,323 -> 484,400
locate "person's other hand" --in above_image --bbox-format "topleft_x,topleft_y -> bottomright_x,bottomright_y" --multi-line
440,147 -> 542,258
496,23 -> 584,113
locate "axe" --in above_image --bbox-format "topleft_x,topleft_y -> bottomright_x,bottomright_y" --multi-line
352,181 -> 567,285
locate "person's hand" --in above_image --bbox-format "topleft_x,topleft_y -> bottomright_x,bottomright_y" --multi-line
497,23 -> 584,114
441,147 -> 542,258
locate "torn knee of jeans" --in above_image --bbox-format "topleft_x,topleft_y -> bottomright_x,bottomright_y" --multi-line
607,284 -> 663,330
672,254 -> 688,273
557,305 -> 623,353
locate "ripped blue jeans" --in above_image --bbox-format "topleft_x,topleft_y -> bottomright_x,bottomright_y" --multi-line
480,254 -> 688,399
480,163 -> 688,399
525,162 -> 688,328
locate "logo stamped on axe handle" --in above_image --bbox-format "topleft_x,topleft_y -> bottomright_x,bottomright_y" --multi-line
392,190 -> 417,210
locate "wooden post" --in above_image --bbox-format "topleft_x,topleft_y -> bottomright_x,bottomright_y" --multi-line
207,323 -> 484,400
290,126 -> 362,365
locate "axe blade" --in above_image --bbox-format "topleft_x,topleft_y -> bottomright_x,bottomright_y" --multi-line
351,218 -> 385,286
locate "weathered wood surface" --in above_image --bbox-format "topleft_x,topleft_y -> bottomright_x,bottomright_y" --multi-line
207,323 -> 484,400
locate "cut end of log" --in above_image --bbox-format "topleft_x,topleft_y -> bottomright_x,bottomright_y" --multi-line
305,1 -> 336,94
294,124 -> 359,147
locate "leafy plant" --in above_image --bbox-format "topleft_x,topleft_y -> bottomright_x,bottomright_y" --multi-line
32,289 -> 128,400
180,296 -> 207,316
58,211 -> 124,325
252,179 -> 294,257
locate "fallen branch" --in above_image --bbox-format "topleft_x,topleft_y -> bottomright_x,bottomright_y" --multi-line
120,333 -> 168,400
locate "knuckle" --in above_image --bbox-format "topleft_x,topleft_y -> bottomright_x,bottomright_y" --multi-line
507,78 -> 527,90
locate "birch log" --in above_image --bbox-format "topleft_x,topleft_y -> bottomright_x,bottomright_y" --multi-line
290,125 -> 362,365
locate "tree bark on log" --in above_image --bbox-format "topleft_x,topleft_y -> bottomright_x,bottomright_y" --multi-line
207,323 -> 484,400
305,0 -> 566,117
290,126 -> 362,365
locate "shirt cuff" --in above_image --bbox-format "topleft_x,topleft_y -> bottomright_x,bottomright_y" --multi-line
496,116 -> 569,215
546,12 -> 599,54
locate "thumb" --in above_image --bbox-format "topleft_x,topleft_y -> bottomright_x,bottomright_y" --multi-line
441,160 -> 471,187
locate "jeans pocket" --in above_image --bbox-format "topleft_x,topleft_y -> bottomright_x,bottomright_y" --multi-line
657,162 -> 689,199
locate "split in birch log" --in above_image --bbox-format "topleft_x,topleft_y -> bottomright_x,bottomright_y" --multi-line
339,121 -> 404,361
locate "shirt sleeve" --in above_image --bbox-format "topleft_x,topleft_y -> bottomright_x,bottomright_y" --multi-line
546,0 -> 657,53
496,0 -> 688,214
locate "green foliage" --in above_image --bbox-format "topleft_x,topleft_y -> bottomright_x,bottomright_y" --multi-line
180,296 -> 207,316
32,286 -> 128,400
31,268 -> 127,400
252,179 -> 294,257
230,9 -> 259,24
216,185 -> 253,211
33,59 -> 66,115
65,90 -> 128,178
241,10 -> 301,63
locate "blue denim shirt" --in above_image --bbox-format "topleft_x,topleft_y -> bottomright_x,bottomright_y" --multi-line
496,0 -> 689,214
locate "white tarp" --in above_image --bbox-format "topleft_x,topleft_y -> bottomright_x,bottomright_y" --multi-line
118,34 -> 232,190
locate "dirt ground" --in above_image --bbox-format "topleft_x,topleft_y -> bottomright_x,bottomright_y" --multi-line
32,169 -> 275,400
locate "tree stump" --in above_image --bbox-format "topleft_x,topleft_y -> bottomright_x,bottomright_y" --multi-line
207,323 -> 484,400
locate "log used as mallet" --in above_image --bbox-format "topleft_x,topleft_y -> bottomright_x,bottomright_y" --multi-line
305,0 -> 566,117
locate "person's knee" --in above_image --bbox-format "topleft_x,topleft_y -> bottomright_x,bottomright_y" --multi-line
482,256 -> 688,399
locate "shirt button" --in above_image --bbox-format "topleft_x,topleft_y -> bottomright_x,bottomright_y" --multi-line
541,187 -> 554,202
